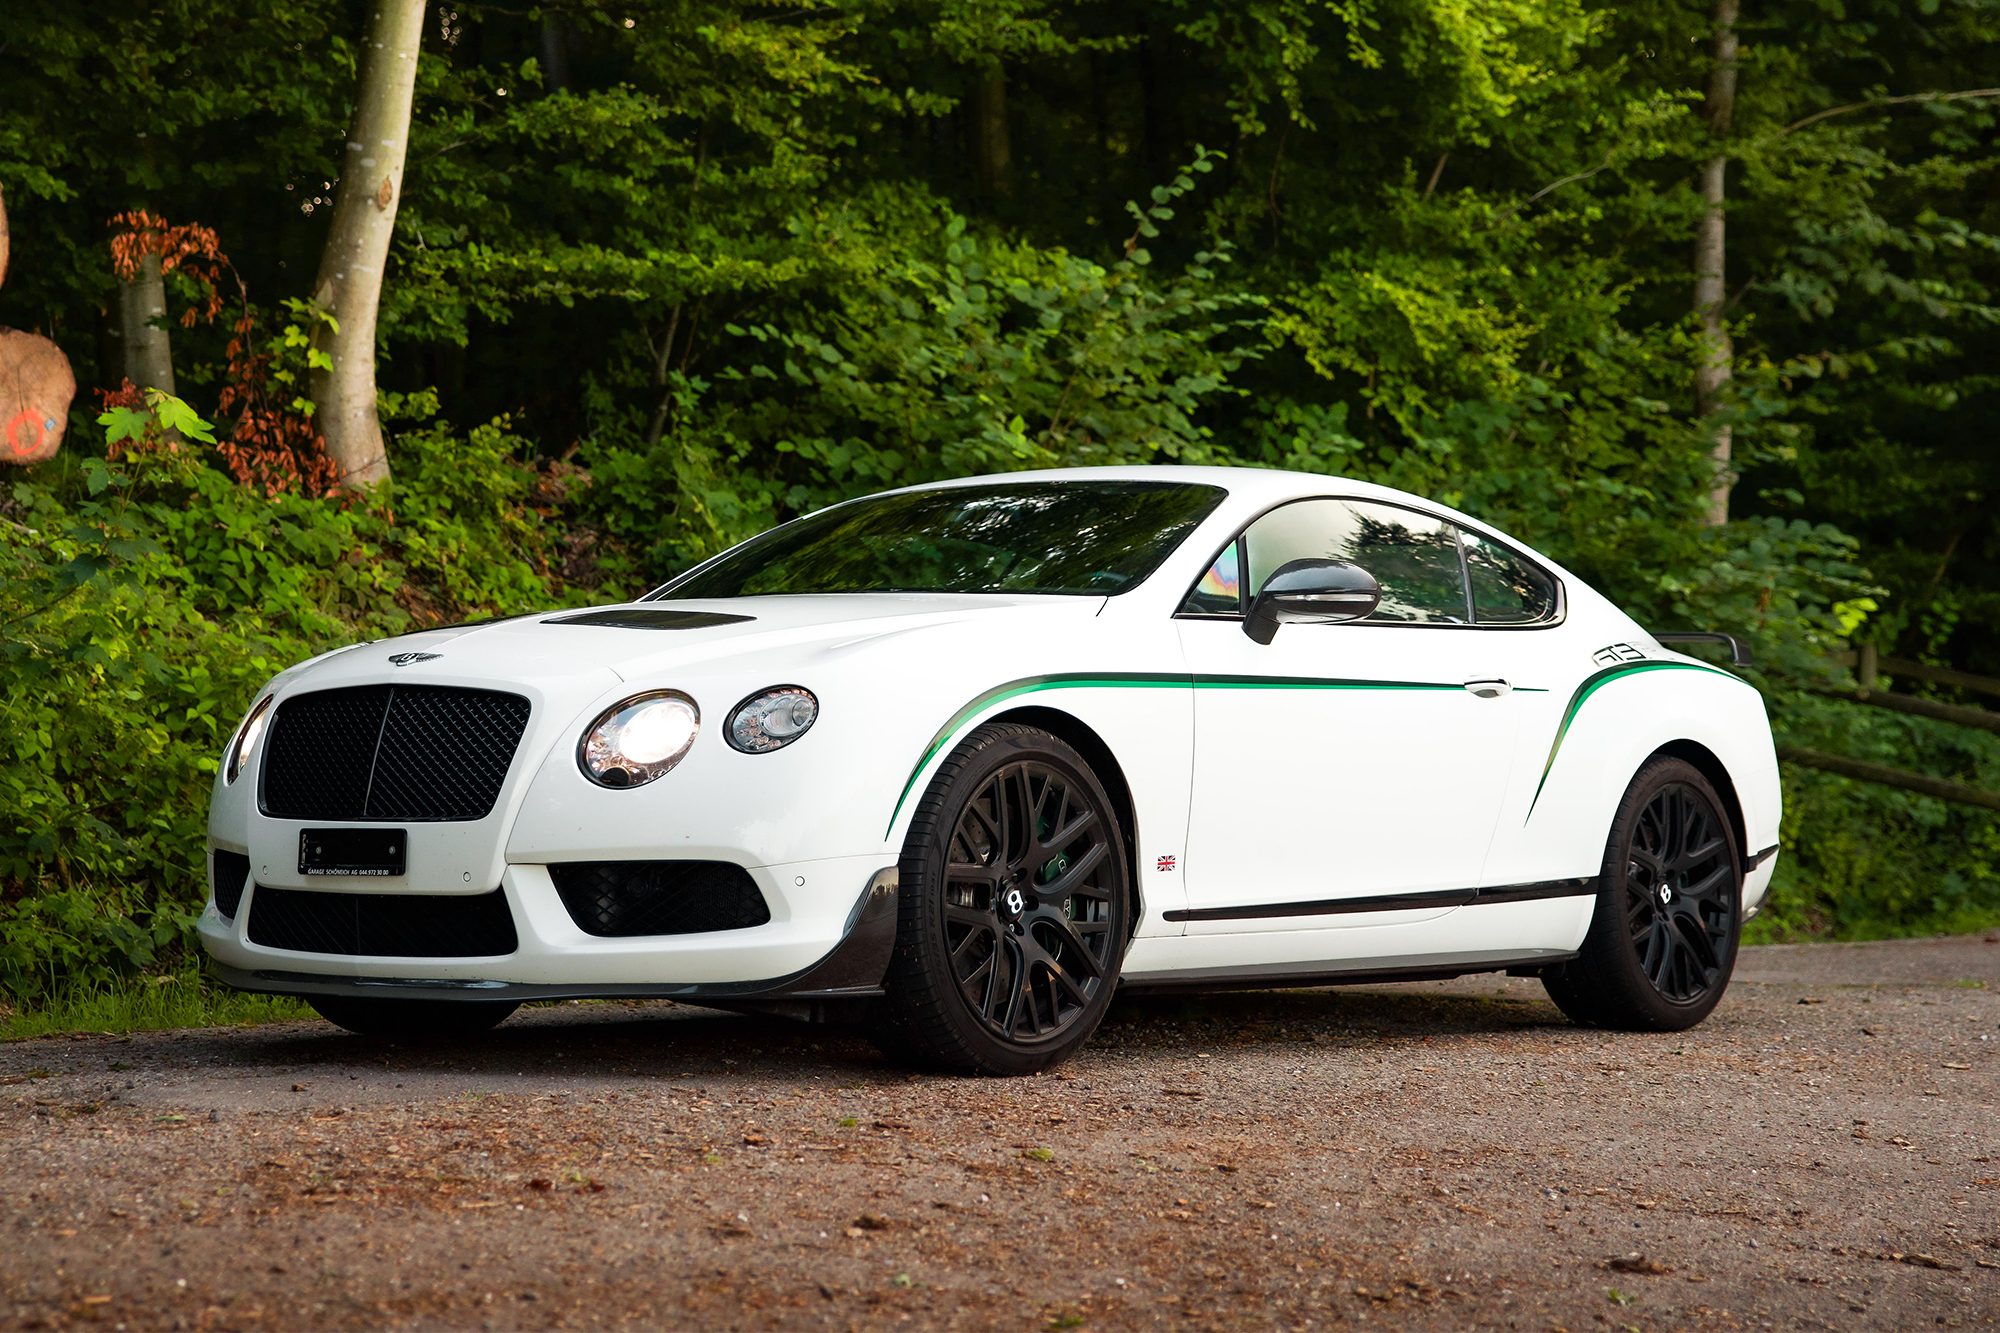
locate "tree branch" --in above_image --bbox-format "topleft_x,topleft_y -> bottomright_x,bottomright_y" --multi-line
1491,153 -> 1612,224
1779,88 -> 2000,137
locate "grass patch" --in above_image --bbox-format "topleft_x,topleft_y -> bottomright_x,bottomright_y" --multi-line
1,973 -> 313,1041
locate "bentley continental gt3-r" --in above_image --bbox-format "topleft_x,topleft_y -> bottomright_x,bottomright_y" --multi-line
202,467 -> 1781,1074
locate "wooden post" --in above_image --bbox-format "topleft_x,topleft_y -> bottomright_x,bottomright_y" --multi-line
1857,641 -> 1878,689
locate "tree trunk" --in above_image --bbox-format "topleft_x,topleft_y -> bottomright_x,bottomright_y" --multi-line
541,14 -> 571,94
309,0 -> 427,491
970,68 -> 1010,202
1695,0 -> 1739,527
119,251 -> 176,395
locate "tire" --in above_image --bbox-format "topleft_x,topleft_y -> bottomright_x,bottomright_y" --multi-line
308,996 -> 520,1038
874,723 -> 1131,1075
1542,757 -> 1742,1032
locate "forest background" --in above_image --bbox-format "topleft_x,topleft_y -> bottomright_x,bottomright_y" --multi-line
1,0 -> 1997,1003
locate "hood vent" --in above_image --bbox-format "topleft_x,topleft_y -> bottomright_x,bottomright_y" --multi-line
541,608 -> 753,630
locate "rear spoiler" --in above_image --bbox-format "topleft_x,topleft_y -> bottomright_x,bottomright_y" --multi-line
1653,631 -> 1752,668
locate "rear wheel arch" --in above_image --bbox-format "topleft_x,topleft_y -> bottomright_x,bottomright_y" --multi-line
989,705 -> 1141,938
1650,739 -> 1748,867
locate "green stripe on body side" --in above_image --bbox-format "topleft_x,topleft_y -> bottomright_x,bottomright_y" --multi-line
1522,660 -> 1741,822
883,671 -> 1492,839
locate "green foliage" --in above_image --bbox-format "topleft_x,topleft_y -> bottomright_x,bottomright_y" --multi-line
2,0 -> 1999,998
0,971 -> 312,1042
0,393 -> 615,998
1753,697 -> 2000,941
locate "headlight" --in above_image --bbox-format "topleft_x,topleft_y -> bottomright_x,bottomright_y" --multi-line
225,695 -> 274,785
727,685 -> 818,753
578,691 -> 700,788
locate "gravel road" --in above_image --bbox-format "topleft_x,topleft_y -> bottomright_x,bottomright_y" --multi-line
2,933 -> 1995,1332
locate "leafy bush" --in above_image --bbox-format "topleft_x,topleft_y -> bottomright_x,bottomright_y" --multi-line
0,395 -> 615,999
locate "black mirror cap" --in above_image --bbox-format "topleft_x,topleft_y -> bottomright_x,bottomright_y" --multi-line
1243,559 -> 1383,643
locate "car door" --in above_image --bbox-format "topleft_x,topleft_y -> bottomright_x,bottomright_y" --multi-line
1174,497 -> 1524,925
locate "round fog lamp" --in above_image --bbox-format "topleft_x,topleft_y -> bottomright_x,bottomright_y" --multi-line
579,691 -> 700,788
727,686 -> 819,754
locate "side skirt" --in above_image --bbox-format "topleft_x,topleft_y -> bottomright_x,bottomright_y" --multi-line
1161,876 -> 1596,924
1118,948 -> 1579,995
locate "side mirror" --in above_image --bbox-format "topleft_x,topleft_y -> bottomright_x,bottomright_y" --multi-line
1243,559 -> 1381,644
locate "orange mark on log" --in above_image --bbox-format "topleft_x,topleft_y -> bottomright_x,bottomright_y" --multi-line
6,409 -> 43,457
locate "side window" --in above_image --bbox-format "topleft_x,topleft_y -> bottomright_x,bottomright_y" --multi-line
1180,540 -> 1243,615
1240,499 -> 1468,624
1462,531 -> 1558,624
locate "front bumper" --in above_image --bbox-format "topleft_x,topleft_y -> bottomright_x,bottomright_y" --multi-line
201,858 -> 899,1002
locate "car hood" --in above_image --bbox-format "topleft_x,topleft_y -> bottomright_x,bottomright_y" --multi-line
278,593 -> 1109,691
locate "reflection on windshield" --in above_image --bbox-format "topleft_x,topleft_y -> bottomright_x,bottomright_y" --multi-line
651,481 -> 1228,599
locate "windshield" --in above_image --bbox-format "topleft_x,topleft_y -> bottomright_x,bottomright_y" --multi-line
650,480 -> 1227,599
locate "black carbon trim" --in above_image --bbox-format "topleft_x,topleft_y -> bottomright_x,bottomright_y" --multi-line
1746,843 -> 1780,871
1161,877 -> 1597,923
1118,951 -> 1580,995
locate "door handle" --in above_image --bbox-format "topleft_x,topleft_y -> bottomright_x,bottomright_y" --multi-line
1463,677 -> 1512,698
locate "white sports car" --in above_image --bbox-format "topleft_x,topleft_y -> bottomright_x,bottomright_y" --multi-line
202,466 -> 1781,1073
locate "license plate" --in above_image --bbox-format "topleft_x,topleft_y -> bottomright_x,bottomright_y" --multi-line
298,828 -> 406,877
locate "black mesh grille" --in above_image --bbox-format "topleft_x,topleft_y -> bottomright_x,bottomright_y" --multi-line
262,686 -> 388,819
211,849 -> 250,919
261,685 -> 530,822
548,861 -> 770,937
247,886 -> 518,957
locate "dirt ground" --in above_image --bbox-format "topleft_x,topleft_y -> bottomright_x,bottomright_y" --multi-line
1,933 -> 1995,1333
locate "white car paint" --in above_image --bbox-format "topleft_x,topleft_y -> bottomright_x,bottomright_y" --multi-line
200,466 -> 1781,1002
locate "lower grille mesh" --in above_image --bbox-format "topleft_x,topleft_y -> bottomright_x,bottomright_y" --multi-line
247,887 -> 518,957
211,849 -> 250,920
548,861 -> 770,937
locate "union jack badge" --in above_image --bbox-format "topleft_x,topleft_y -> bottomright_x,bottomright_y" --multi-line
1155,855 -> 1177,873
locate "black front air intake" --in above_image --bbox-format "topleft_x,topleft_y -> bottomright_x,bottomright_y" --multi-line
247,886 -> 519,957
548,861 -> 771,937
260,684 -> 531,822
211,849 -> 250,919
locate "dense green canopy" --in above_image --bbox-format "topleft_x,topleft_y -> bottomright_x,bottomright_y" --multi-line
1,0 -> 1996,991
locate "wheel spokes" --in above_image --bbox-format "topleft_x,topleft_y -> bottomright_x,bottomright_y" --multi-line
939,755 -> 1122,1046
1623,781 -> 1735,1004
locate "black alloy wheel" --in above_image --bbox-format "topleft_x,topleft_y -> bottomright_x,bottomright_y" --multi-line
1624,782 -> 1736,1001
876,723 -> 1129,1074
1543,757 -> 1741,1031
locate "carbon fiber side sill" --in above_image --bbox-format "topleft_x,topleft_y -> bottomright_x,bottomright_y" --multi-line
1161,877 -> 1597,923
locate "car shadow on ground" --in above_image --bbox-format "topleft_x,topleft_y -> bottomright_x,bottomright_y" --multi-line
190,982 -> 1576,1083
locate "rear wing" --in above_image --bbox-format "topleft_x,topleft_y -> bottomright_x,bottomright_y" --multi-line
1653,631 -> 1752,668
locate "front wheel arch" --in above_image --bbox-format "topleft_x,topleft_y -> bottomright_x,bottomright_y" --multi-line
987,705 -> 1142,941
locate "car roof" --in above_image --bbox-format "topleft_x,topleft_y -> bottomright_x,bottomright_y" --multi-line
888,464 -> 1411,507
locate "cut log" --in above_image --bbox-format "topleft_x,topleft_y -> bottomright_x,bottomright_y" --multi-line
0,329 -> 77,465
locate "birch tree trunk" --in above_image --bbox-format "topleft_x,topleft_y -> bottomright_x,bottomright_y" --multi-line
119,251 -> 176,395
1695,0 -> 1739,527
309,0 -> 427,490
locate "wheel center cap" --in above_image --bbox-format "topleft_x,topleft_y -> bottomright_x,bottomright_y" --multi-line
1000,886 -> 1026,921
1657,883 -> 1674,906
